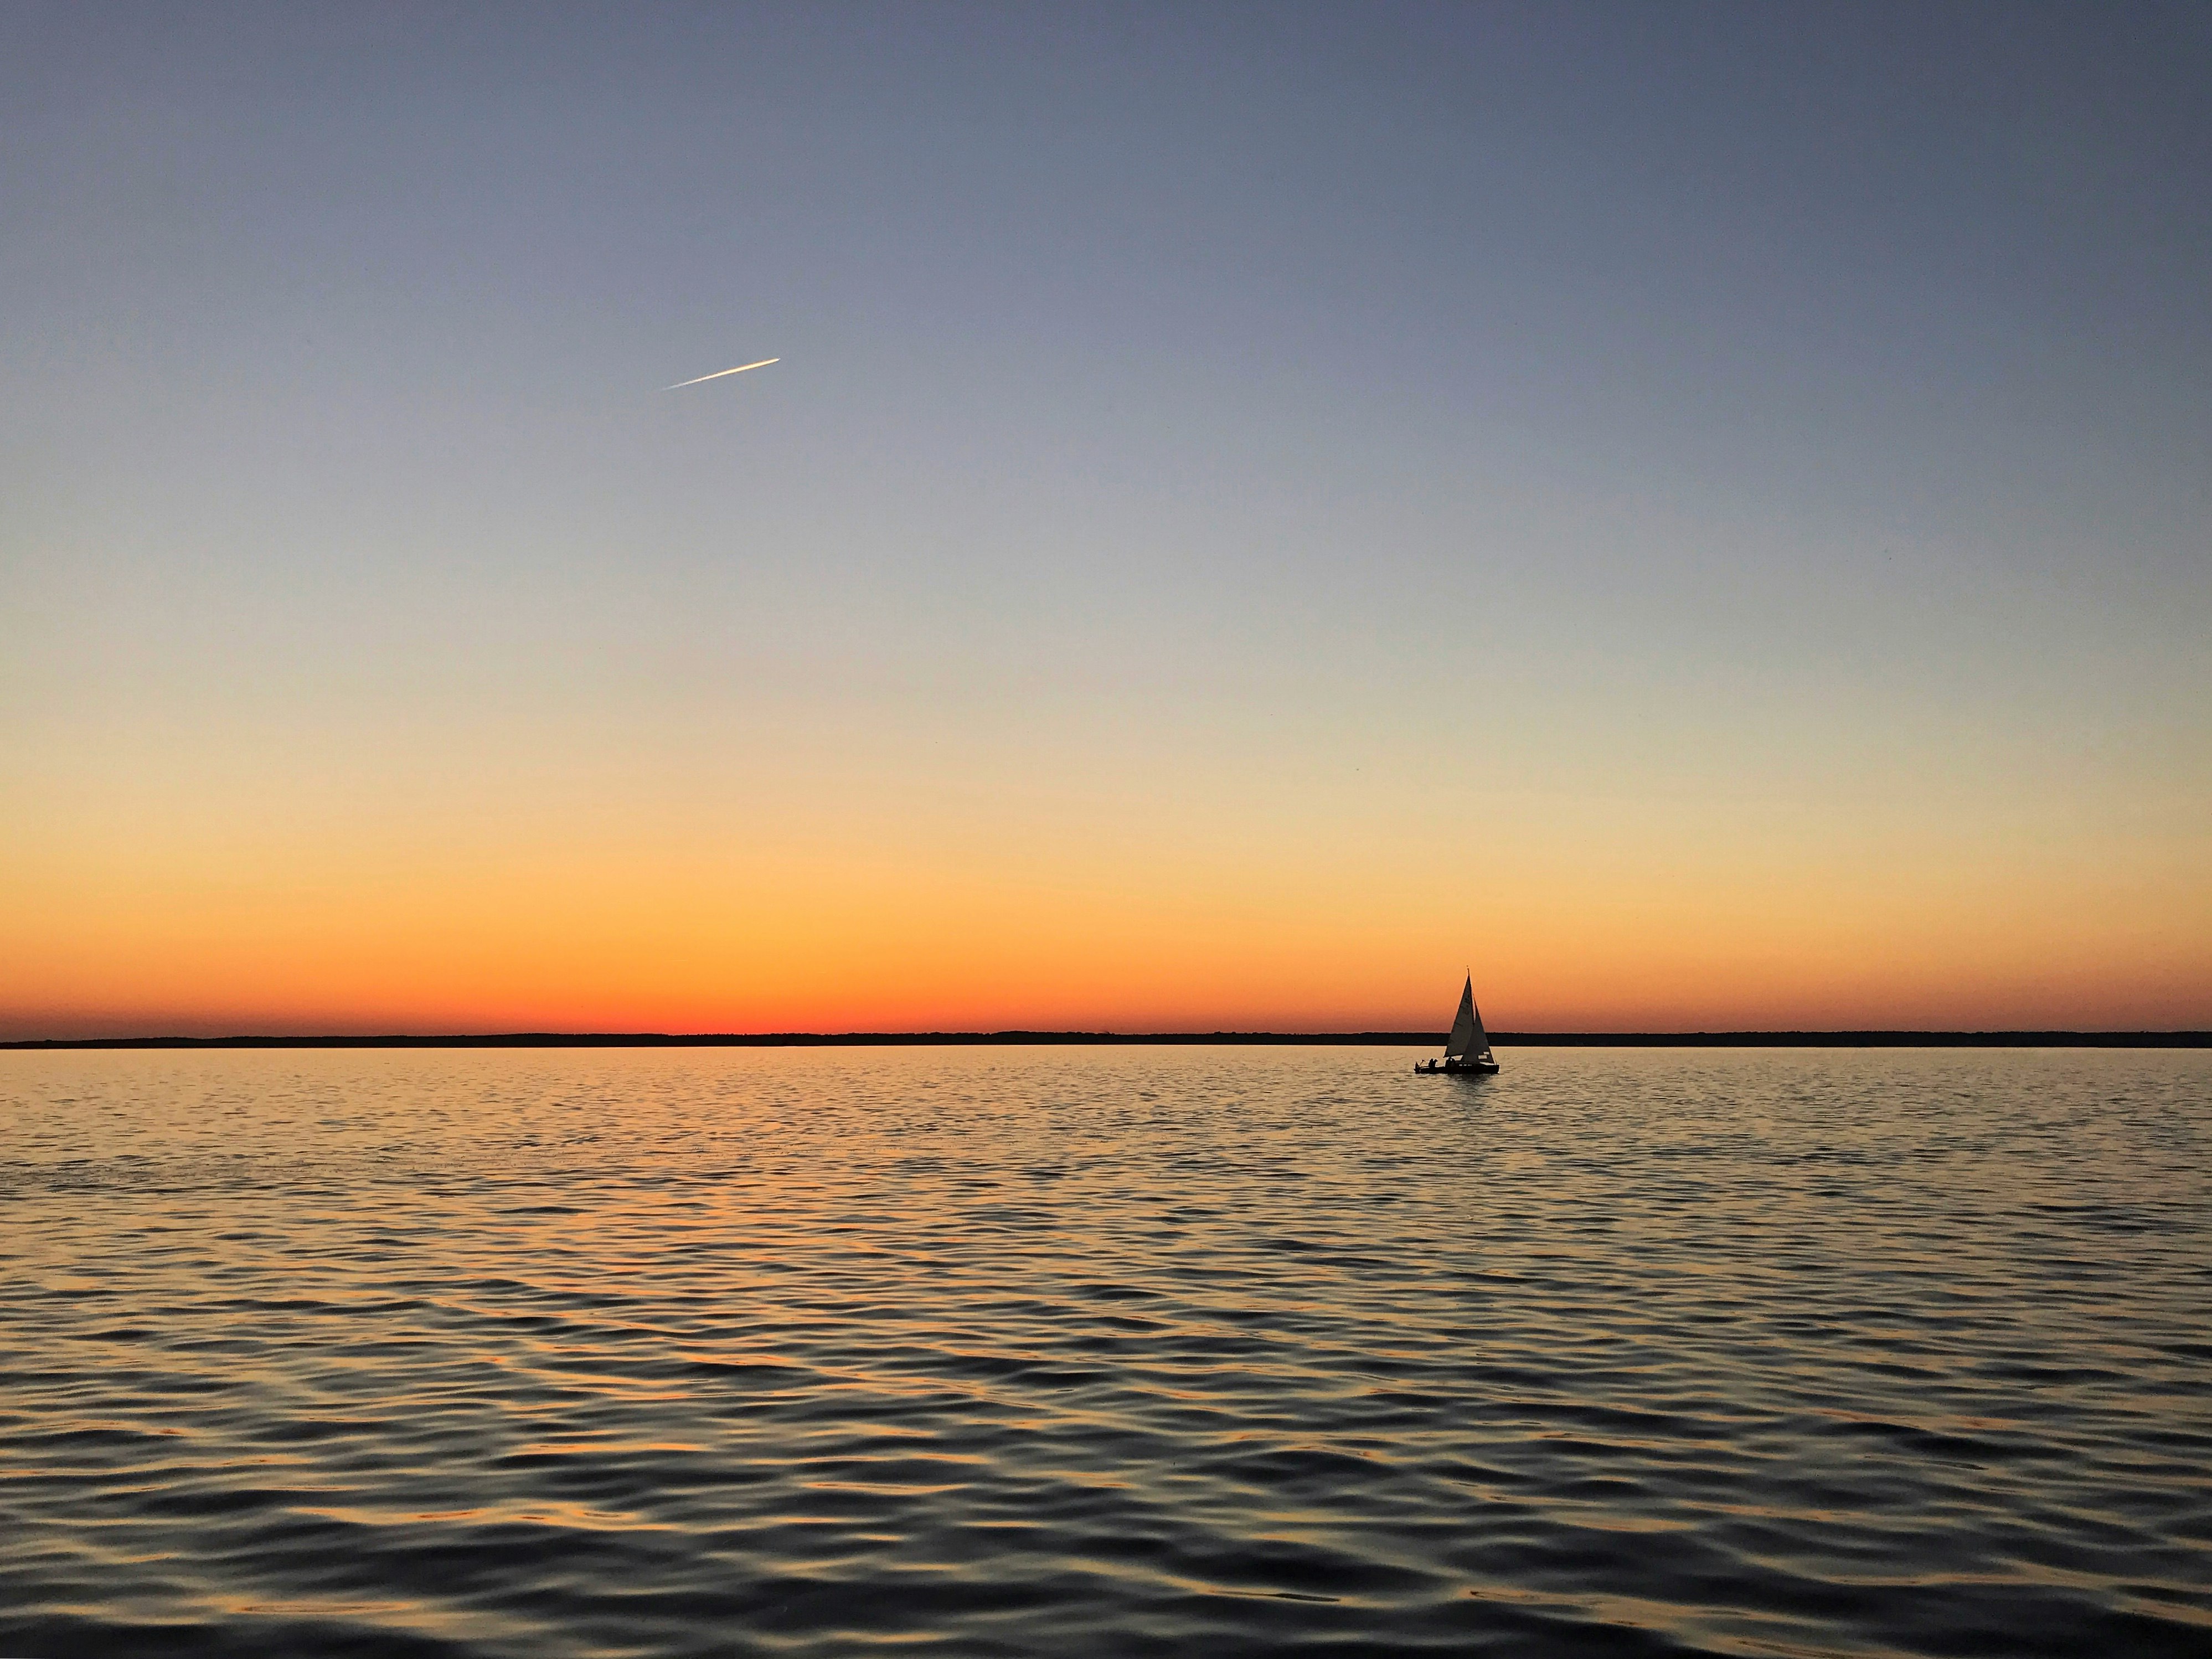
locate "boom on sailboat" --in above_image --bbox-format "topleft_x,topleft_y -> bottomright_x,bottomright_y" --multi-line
1415,975 -> 1499,1074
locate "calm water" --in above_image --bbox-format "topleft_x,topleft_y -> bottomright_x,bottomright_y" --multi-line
2,1047 -> 2206,1657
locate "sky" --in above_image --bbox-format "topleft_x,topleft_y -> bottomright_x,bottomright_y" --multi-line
4,1 -> 2208,1037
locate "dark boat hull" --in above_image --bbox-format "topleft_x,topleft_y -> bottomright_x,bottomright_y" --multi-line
1415,1057 -> 1499,1075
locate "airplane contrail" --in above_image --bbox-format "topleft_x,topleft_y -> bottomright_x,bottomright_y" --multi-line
664,357 -> 779,390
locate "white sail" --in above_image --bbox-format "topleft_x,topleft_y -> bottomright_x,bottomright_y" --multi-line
1445,977 -> 1479,1058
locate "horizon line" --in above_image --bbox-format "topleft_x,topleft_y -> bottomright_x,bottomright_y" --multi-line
5,1029 -> 2208,1050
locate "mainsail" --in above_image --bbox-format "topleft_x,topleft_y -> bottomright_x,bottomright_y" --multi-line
1444,975 -> 1490,1060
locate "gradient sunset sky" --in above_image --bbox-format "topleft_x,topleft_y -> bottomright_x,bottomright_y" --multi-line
5,2 -> 2208,1037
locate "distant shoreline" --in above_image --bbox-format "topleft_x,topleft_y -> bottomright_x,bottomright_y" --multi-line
4,1030 -> 2206,1050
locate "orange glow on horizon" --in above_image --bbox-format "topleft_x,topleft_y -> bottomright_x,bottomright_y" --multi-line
9,825 -> 2205,1038
8,686 -> 2206,1041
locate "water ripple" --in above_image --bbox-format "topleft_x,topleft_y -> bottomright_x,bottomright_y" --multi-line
1,1046 -> 2207,1656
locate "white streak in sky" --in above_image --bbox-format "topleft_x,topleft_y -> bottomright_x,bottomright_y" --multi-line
664,358 -> 780,390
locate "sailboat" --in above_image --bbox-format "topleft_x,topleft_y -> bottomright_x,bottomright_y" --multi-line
1415,975 -> 1499,1074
